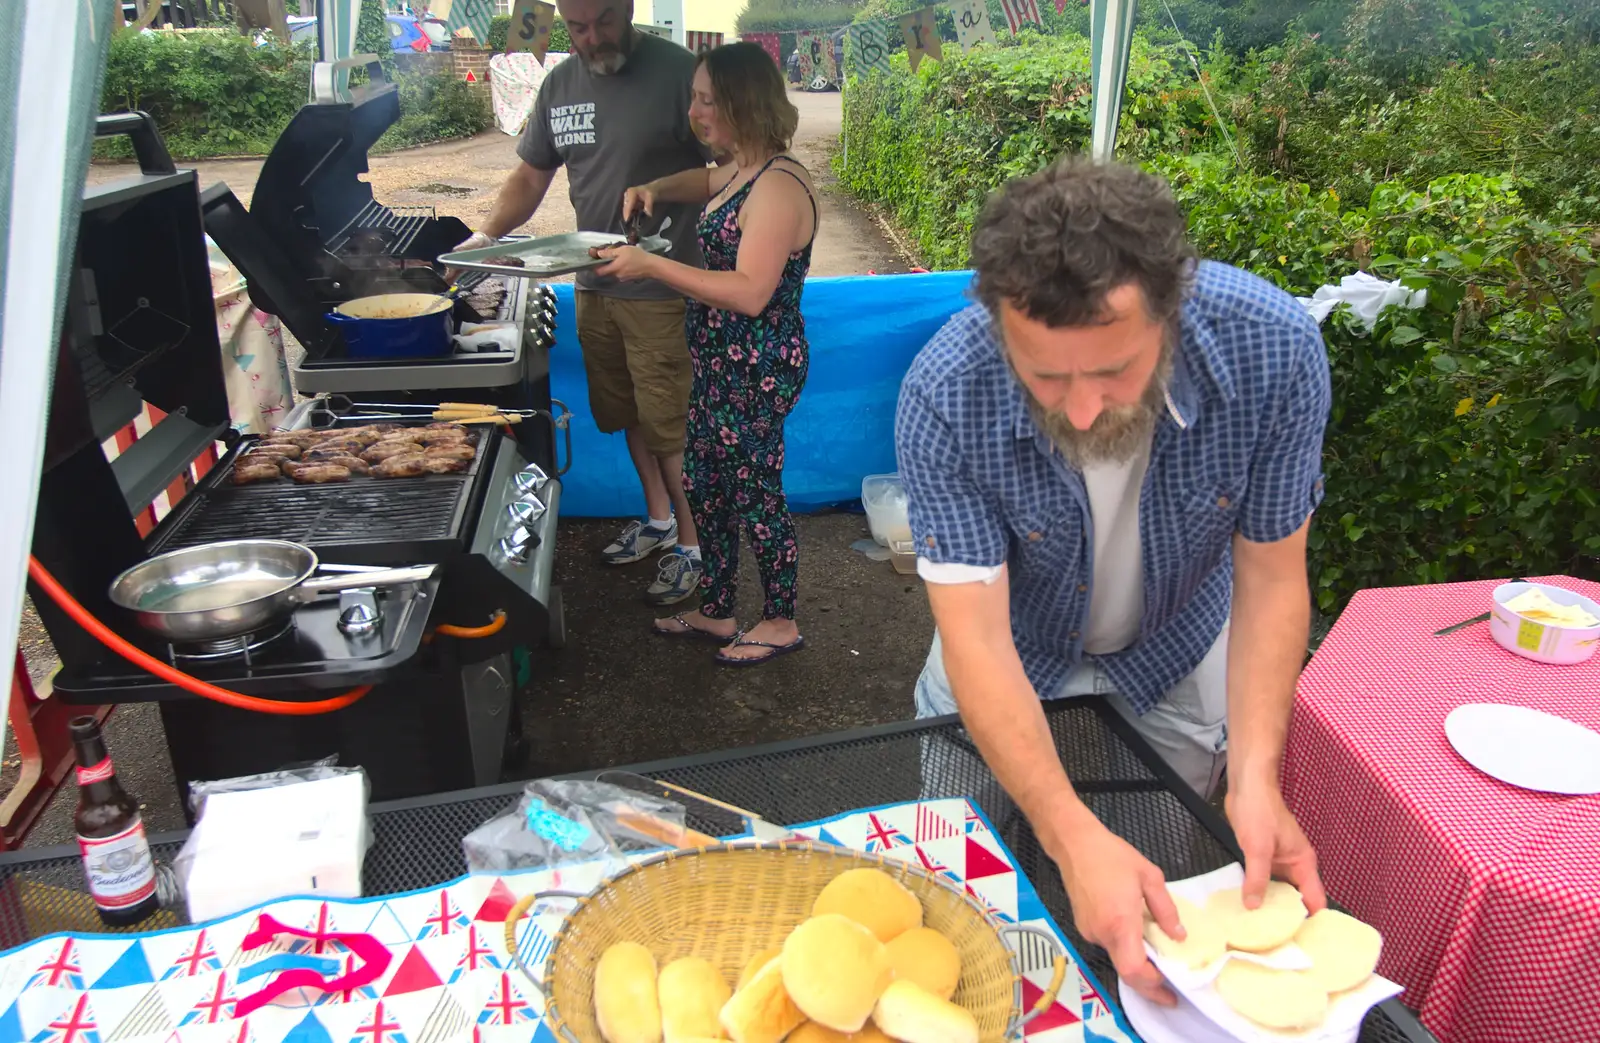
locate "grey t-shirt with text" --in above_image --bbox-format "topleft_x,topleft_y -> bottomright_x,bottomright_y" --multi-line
518,34 -> 712,298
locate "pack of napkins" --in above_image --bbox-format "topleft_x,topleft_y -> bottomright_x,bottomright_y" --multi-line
177,772 -> 370,923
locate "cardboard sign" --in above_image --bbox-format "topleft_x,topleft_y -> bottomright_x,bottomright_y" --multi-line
507,0 -> 554,60
899,7 -> 942,72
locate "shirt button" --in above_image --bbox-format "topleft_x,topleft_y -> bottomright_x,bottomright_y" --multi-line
1027,531 -> 1042,542
1217,495 -> 1231,509
1069,630 -> 1080,640
1077,584 -> 1088,593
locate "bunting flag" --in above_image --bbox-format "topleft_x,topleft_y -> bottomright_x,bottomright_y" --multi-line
506,0 -> 554,61
685,30 -> 724,54
898,7 -> 942,72
846,19 -> 893,79
794,30 -> 838,84
742,32 -> 782,66
444,0 -> 494,42
998,0 -> 1043,35
949,0 -> 998,50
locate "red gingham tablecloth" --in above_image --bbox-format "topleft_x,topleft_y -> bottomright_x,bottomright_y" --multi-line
1284,577 -> 1600,1043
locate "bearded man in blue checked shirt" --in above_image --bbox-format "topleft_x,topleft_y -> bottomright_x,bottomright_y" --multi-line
896,158 -> 1331,1006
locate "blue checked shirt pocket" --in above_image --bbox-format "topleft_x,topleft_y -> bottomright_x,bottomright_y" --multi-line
1181,478 -> 1246,572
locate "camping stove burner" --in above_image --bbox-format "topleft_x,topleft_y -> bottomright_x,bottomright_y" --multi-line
168,618 -> 296,664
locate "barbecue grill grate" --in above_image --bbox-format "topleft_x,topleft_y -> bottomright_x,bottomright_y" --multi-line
327,200 -> 438,256
148,433 -> 496,565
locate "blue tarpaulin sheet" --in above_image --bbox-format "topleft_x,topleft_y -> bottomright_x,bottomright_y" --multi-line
548,271 -> 975,517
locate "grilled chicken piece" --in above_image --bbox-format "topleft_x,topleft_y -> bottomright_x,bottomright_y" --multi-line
302,452 -> 371,475
421,455 -> 471,474
285,462 -> 353,483
232,460 -> 284,484
417,429 -> 471,446
422,443 -> 476,462
243,443 -> 302,460
363,441 -> 427,464
372,454 -> 427,479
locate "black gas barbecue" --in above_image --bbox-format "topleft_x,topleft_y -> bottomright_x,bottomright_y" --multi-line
198,54 -> 562,463
31,107 -> 564,819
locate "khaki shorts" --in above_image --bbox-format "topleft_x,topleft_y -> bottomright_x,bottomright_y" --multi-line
574,291 -> 692,457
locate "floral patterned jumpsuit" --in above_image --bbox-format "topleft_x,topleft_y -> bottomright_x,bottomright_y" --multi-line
683,156 -> 816,622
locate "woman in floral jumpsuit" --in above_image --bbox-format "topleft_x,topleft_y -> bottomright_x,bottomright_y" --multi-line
595,42 -> 817,664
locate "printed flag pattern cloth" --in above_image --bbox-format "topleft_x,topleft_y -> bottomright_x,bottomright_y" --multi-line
950,0 -> 998,50
742,32 -> 782,67
0,801 -> 1135,1043
847,20 -> 893,78
999,0 -> 1043,35
685,31 -> 724,54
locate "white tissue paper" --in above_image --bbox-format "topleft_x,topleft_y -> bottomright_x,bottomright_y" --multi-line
1297,272 -> 1426,331
180,772 -> 370,923
1120,864 -> 1404,1043
453,321 -> 520,354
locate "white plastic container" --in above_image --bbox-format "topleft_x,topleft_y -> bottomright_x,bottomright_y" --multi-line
1488,582 -> 1600,665
861,473 -> 913,552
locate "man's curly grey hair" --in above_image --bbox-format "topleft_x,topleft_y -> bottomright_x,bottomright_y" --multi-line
971,157 -> 1197,328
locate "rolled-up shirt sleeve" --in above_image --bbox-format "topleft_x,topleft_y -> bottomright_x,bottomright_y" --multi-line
895,381 -> 1007,569
1239,329 -> 1331,543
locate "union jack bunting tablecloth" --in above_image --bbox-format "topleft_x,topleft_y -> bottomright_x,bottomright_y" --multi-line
1285,577 -> 1600,1043
0,800 -> 1135,1043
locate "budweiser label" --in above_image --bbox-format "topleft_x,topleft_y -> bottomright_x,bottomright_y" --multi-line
78,818 -> 156,908
76,757 -> 115,785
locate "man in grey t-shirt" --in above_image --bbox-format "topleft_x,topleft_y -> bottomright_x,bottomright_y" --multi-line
463,0 -> 713,604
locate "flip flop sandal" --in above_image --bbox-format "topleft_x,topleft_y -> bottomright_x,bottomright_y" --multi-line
715,633 -> 807,666
653,614 -> 735,642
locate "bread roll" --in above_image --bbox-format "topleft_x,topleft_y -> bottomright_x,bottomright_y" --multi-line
783,914 -> 892,1032
1295,909 -> 1383,993
595,942 -> 662,1043
1142,893 -> 1227,969
883,928 -> 961,1001
1205,882 -> 1309,952
790,1024 -> 897,1043
871,980 -> 978,1043
720,956 -> 806,1043
660,957 -> 733,1042
1214,961 -> 1328,1031
812,868 -> 922,943
738,948 -> 783,991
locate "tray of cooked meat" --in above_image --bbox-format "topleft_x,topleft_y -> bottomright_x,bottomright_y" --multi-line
230,423 -> 482,486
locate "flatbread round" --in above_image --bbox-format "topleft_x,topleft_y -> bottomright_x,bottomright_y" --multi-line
1214,961 -> 1328,1031
1143,894 -> 1227,969
1205,882 -> 1308,952
1295,909 -> 1383,993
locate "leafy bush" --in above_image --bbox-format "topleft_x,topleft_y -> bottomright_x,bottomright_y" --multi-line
841,33 -> 1600,611
98,29 -> 489,160
98,29 -> 311,158
738,1 -> 862,34
374,71 -> 492,151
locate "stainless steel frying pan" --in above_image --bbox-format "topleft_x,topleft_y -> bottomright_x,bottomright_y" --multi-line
109,539 -> 435,642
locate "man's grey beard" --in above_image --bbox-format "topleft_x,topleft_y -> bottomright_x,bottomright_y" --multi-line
1018,342 -> 1174,469
584,27 -> 633,74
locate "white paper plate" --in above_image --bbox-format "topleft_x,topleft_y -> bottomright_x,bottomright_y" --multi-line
1445,703 -> 1600,795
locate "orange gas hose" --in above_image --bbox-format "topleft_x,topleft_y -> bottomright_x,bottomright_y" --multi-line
27,556 -> 371,716
433,611 -> 507,640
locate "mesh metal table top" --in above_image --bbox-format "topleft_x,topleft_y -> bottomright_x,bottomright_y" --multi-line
0,701 -> 1436,1043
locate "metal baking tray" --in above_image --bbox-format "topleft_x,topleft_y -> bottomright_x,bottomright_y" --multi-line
438,230 -> 672,279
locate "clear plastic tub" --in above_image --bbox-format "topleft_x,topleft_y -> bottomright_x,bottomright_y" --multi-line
862,473 -> 913,552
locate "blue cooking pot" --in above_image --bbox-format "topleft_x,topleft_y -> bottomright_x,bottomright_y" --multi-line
326,293 -> 454,359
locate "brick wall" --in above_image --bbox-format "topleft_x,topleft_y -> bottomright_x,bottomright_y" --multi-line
394,51 -> 452,78
451,41 -> 494,90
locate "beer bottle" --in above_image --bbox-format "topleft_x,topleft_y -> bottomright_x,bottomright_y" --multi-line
70,716 -> 159,925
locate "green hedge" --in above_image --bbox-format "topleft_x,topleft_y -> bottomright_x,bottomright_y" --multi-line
487,13 -> 572,54
841,35 -> 1600,611
98,29 -> 489,160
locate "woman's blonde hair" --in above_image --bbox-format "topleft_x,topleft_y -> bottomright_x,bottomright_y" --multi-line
698,42 -> 799,156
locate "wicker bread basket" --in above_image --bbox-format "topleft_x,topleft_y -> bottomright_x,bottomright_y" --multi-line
503,839 -> 1067,1043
